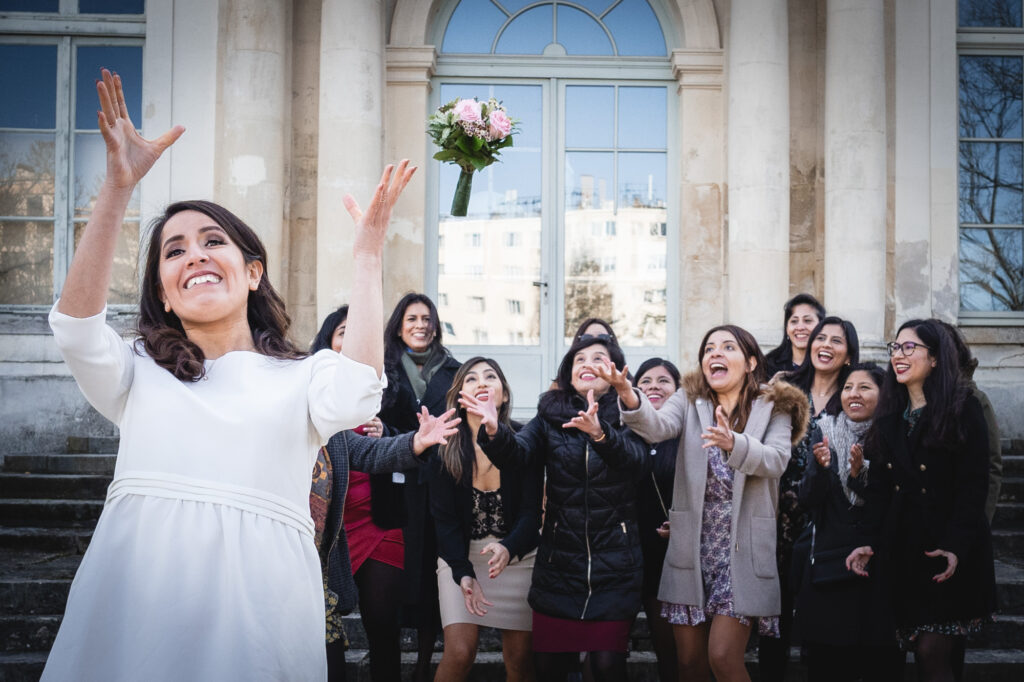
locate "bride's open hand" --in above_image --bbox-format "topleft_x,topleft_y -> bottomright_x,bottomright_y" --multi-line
96,69 -> 183,190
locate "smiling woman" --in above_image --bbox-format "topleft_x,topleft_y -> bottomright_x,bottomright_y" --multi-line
42,68 -> 416,681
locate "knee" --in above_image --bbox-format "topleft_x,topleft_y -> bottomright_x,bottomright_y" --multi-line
708,645 -> 742,678
443,637 -> 478,669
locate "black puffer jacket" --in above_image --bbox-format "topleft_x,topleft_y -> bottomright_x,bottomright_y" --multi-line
480,390 -> 649,621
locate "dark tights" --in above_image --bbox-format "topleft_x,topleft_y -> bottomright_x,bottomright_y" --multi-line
535,651 -> 626,682
804,642 -> 905,682
757,582 -> 793,682
914,633 -> 966,682
353,559 -> 404,682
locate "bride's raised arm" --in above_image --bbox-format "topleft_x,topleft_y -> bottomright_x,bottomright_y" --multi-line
57,68 -> 183,318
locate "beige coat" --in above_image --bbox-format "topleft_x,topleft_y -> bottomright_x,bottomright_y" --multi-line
621,374 -> 809,617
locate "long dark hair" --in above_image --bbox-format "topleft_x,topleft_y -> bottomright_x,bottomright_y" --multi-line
936,319 -> 979,380
871,319 -> 970,449
633,357 -> 682,389
136,200 -> 304,381
538,336 -> 627,418
310,305 -> 348,353
786,316 -> 860,416
440,357 -> 513,484
382,293 -> 444,406
694,325 -> 767,433
764,293 -> 826,371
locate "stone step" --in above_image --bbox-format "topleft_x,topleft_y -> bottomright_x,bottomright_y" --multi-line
993,529 -> 1024,559
999,476 -> 1024,503
971,615 -> 1024,650
0,615 -> 59,654
0,652 -> 48,682
1,454 -> 116,475
995,560 -> 1024,614
0,528 -> 91,553
64,436 -> 119,455
1004,455 -> 1024,477
0,500 -> 103,528
0,580 -> 70,616
994,503 -> 1024,529
0,473 -> 111,501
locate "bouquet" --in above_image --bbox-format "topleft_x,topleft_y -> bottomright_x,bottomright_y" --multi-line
428,97 -> 517,216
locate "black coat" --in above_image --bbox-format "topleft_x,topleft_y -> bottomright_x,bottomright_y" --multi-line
429,432 -> 544,586
376,351 -> 461,607
793,451 -> 895,646
636,437 -> 676,598
480,391 -> 650,621
859,396 -> 996,628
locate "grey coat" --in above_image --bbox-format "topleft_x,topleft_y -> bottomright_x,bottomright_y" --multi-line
621,374 -> 809,617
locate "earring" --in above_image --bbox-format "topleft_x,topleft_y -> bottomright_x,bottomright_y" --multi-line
164,301 -> 171,314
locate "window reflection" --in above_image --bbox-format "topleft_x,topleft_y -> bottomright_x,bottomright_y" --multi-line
618,87 -> 667,149
960,228 -> 1024,311
0,45 -> 58,129
959,142 -> 1023,225
959,0 -> 1022,28
557,5 -> 613,56
0,221 -> 54,304
437,84 -> 543,346
0,133 -> 55,218
566,86 -> 614,148
0,0 -> 58,11
959,56 -> 1022,139
78,0 -> 145,14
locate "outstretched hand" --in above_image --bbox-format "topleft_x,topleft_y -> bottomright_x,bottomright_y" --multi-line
592,363 -> 635,408
701,405 -> 735,451
412,407 -> 461,454
562,389 -> 604,440
344,160 -> 417,258
459,389 -> 499,437
96,68 -> 183,190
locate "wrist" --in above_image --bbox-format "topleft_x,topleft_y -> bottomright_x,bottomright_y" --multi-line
412,432 -> 424,455
99,180 -> 136,201
591,430 -> 607,443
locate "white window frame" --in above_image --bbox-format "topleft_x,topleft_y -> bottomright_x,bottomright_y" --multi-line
0,2 -> 145,316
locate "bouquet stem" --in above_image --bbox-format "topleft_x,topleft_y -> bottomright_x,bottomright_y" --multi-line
451,168 -> 474,217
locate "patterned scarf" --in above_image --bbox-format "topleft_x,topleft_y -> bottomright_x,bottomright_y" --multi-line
817,412 -> 872,506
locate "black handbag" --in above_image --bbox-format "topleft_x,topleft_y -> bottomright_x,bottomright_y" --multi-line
809,523 -> 857,586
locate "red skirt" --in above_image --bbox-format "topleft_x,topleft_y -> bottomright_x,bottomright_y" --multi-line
531,610 -> 631,653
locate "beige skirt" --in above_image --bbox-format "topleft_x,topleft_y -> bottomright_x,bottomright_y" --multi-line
437,535 -> 536,631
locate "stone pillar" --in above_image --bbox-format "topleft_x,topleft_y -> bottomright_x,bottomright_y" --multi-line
384,46 -> 435,306
316,0 -> 384,323
673,49 -> 726,367
824,0 -> 886,344
726,0 -> 790,343
216,0 -> 290,292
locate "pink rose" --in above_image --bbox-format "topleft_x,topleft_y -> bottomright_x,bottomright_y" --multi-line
453,99 -> 482,123
488,110 -> 512,139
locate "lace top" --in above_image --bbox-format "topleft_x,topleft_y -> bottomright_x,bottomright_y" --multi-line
470,487 -> 508,539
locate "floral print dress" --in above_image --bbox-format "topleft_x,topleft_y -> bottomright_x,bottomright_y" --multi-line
661,444 -> 780,636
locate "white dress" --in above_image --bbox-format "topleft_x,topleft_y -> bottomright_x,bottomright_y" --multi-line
41,305 -> 386,682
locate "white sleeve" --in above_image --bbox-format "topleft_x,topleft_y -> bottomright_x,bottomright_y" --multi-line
307,348 -> 388,444
48,302 -> 134,424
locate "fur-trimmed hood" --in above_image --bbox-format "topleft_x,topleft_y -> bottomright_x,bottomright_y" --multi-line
679,370 -> 810,446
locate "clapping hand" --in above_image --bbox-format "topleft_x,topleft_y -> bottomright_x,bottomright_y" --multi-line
562,389 -> 604,441
411,407 -> 461,455
97,68 -> 184,190
849,443 -> 865,477
459,389 -> 499,436
812,436 -> 831,468
344,160 -> 417,258
655,521 -> 670,539
701,405 -> 735,451
481,542 -> 511,579
460,576 -> 492,617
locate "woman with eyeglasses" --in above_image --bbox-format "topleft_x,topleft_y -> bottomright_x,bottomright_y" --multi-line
760,316 -> 859,682
764,294 -> 826,377
846,320 -> 996,682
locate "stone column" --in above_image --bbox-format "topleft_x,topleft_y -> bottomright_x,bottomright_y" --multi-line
727,0 -> 790,343
316,0 -> 384,322
824,0 -> 886,344
673,48 -> 726,367
216,0 -> 290,292
383,46 -> 435,306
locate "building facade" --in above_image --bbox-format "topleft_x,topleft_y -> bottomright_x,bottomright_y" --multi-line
1,0 -> 1022,443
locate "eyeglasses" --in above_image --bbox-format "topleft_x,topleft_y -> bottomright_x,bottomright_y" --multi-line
579,333 -> 613,343
886,341 -> 930,357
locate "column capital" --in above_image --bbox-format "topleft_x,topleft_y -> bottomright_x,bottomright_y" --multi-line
671,48 -> 724,89
386,45 -> 437,85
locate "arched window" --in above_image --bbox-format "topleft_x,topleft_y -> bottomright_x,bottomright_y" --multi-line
428,0 -> 677,405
